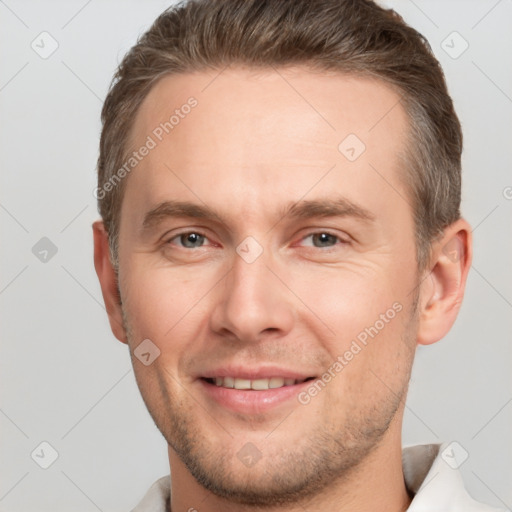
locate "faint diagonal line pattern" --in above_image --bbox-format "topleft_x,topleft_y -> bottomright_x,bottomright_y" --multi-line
0,472 -> 29,502
472,397 -> 512,439
60,265 -> 128,330
471,0 -> 504,30
0,0 -> 29,28
471,471 -> 511,510
60,204 -> 89,233
0,202 -> 29,232
0,62 -> 29,92
61,265 -> 106,311
164,163 -> 209,207
406,268 -> 433,299
61,61 -> 103,102
407,0 -> 439,29
0,1 -> 509,508
264,409 -> 296,439
61,0 -> 94,29
0,265 -> 28,296
403,405 -> 439,439
61,368 -> 132,439
368,95 -> 404,132
472,61 -> 512,105
471,265 -> 512,309
368,163 -> 414,210
200,64 -> 230,92
0,408 -> 29,438
471,205 -> 499,233
61,471 -> 104,512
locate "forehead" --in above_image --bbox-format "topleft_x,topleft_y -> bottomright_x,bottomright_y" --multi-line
122,67 -> 410,228
132,66 -> 407,153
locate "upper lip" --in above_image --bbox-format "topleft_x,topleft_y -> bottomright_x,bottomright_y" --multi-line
198,365 -> 316,381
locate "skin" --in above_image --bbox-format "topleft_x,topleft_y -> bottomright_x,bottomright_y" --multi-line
93,67 -> 472,512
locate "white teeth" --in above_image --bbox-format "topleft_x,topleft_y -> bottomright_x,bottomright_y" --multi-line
251,378 -> 270,390
211,377 -> 304,390
269,377 -> 285,389
223,376 -> 235,388
234,378 -> 252,390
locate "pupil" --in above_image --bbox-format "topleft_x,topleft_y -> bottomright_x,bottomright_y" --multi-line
182,233 -> 203,247
314,233 -> 335,247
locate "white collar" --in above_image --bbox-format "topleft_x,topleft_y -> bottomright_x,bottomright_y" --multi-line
404,442 -> 505,511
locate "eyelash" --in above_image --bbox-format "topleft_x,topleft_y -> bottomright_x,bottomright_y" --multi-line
164,230 -> 349,250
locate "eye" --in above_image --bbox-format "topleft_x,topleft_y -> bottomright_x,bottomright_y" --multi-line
300,232 -> 346,248
167,231 -> 210,249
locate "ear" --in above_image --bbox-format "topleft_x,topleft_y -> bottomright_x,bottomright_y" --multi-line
416,218 -> 472,346
92,220 -> 128,344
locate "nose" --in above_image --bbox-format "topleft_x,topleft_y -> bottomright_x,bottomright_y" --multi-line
209,248 -> 295,344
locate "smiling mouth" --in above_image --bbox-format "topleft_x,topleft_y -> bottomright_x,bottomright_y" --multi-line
202,376 -> 315,390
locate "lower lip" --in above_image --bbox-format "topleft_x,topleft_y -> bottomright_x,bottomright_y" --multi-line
198,378 -> 313,414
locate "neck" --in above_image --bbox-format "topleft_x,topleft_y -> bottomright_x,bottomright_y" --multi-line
167,422 -> 411,512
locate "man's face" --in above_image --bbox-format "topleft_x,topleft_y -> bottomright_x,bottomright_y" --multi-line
117,68 -> 420,504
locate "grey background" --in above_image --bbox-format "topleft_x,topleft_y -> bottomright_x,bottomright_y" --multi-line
1,0 -> 511,510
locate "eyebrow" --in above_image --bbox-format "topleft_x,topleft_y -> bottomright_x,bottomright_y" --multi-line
142,201 -> 225,232
284,198 -> 375,223
141,197 -> 375,232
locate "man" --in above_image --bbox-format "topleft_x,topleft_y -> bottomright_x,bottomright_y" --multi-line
92,1 -> 503,510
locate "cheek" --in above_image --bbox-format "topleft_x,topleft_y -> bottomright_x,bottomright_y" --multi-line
318,305 -> 414,416
121,260 -> 203,332
289,263 -> 415,389
121,264 -> 208,413
291,265 -> 405,342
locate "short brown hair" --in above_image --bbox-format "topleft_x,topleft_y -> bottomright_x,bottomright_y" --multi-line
97,0 -> 462,272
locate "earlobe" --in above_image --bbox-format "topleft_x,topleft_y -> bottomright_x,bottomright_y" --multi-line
416,219 -> 472,346
92,220 -> 128,344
